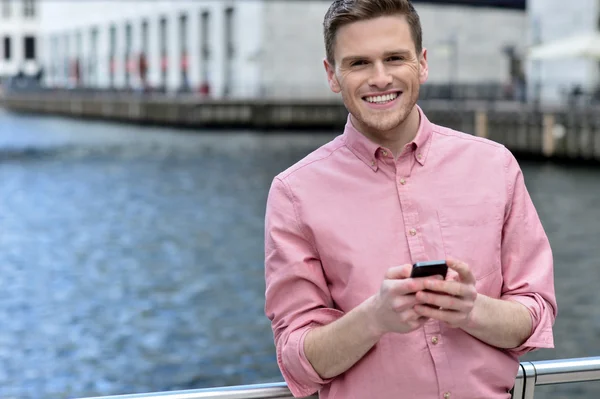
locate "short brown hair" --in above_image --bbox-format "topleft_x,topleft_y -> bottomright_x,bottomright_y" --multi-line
323,0 -> 423,65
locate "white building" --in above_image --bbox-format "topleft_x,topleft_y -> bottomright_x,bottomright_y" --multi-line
39,0 -> 261,97
527,0 -> 600,105
0,0 -> 41,81
38,0 -> 526,99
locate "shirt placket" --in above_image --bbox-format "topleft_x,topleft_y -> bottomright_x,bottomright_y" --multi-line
424,321 -> 455,398
395,152 -> 425,263
396,150 -> 454,399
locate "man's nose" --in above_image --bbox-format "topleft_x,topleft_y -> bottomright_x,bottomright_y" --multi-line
368,62 -> 393,89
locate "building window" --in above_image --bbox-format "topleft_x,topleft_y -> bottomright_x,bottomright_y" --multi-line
179,14 -> 188,52
141,19 -> 149,54
159,17 -> 167,53
23,0 -> 34,17
201,11 -> 210,60
200,10 -> 211,93
140,19 -> 149,87
3,36 -> 11,60
50,36 -> 58,82
64,34 -> 70,82
75,30 -> 82,65
224,8 -> 234,59
125,22 -> 132,86
74,30 -> 83,84
2,0 -> 10,18
109,25 -> 116,55
89,27 -> 98,85
109,25 -> 116,87
24,36 -> 35,60
76,31 -> 82,54
223,7 -> 234,96
159,16 -> 168,88
179,13 -> 188,90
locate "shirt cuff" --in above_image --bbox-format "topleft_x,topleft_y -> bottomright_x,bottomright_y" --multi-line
278,308 -> 344,397
504,295 -> 555,356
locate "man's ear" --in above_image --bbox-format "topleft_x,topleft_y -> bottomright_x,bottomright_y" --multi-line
419,48 -> 429,85
323,58 -> 341,93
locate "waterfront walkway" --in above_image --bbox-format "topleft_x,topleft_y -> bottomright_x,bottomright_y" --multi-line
2,90 -> 600,163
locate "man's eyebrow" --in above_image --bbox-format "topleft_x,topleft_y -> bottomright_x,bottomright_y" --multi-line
340,49 -> 413,64
382,49 -> 413,57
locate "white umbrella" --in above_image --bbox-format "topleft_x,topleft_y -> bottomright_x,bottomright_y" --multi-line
528,31 -> 600,60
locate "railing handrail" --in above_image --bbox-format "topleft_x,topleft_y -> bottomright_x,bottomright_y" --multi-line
532,356 -> 600,385
74,382 -> 298,399
74,356 -> 600,399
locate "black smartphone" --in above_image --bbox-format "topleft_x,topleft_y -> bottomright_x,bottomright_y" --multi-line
410,260 -> 448,279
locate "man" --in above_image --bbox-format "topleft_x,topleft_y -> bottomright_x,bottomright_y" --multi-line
264,1 -> 557,398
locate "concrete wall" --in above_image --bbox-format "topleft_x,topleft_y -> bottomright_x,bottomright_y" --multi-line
261,1 -> 527,98
261,1 -> 333,99
418,4 -> 526,83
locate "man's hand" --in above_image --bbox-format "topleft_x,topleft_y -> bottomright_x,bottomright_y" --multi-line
413,258 -> 478,329
369,264 -> 442,335
303,263 -> 442,380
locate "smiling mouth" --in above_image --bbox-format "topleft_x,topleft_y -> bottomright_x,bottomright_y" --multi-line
363,92 -> 401,104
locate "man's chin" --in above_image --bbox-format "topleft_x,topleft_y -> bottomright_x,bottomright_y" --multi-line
359,113 -> 405,133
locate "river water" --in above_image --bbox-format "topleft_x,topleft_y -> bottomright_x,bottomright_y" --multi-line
0,109 -> 599,399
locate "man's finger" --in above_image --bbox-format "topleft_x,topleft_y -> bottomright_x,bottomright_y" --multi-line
446,258 -> 476,284
414,304 -> 462,324
385,264 -> 412,279
445,268 -> 460,282
416,290 -> 472,312
394,275 -> 444,295
423,279 -> 473,298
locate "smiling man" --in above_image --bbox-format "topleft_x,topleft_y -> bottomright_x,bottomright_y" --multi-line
264,1 -> 557,398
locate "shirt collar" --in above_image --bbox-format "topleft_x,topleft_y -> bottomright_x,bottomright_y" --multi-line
343,104 -> 434,171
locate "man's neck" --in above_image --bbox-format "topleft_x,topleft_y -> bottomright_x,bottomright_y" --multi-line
352,106 -> 421,158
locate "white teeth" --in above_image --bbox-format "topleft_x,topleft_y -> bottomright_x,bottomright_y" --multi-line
365,93 -> 399,103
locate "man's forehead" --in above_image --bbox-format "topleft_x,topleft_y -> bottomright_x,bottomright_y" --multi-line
334,15 -> 415,56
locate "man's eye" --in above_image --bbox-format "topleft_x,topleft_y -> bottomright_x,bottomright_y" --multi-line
388,56 -> 404,62
351,60 -> 367,67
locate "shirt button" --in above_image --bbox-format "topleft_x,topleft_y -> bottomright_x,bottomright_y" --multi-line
371,160 -> 376,167
409,228 -> 417,236
417,153 -> 423,160
381,150 -> 388,157
431,336 -> 439,345
399,178 -> 406,185
443,392 -> 451,399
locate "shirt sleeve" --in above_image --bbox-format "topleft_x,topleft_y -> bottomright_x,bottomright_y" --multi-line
500,149 -> 558,356
264,177 -> 344,397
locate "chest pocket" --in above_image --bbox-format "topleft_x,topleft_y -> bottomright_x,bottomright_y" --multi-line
437,202 -> 503,282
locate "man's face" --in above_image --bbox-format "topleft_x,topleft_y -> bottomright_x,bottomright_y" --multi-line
325,15 -> 428,138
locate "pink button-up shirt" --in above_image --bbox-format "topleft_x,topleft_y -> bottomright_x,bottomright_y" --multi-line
264,106 -> 557,399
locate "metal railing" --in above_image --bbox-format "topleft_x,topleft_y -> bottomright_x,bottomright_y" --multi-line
75,356 -> 600,399
514,357 -> 600,399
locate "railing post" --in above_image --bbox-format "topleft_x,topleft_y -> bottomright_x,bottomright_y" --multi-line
521,361 -> 537,399
511,364 -> 525,399
542,113 -> 556,157
475,110 -> 488,138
